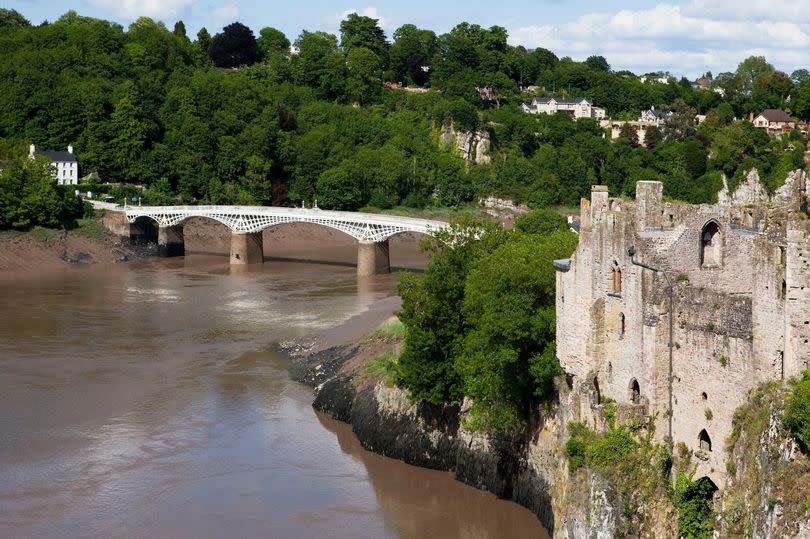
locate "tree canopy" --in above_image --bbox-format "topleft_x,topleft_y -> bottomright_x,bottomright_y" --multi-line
0,10 -> 805,219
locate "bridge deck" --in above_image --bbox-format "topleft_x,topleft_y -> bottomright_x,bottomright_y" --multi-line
123,205 -> 449,242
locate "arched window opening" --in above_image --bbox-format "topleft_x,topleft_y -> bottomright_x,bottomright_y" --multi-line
629,378 -> 640,404
701,391 -> 708,401
619,313 -> 626,339
781,279 -> 787,300
700,221 -> 721,268
698,429 -> 712,452
611,262 -> 622,293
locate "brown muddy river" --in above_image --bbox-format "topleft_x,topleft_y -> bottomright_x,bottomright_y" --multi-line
0,249 -> 549,538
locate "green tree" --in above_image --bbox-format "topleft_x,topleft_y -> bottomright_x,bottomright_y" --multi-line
210,22 -> 260,67
618,122 -> 639,147
346,47 -> 382,104
644,125 -> 663,148
109,93 -> 149,181
0,8 -> 30,29
514,208 -> 568,236
585,55 -> 610,72
292,31 -> 345,98
389,24 -> 437,86
0,157 -> 82,229
784,369 -> 810,451
790,69 -> 810,86
173,20 -> 187,40
316,165 -> 362,210
196,27 -> 212,64
793,79 -> 810,119
735,55 -> 774,95
663,99 -> 697,141
458,230 -> 577,432
339,13 -> 388,62
396,217 -> 508,405
257,27 -> 290,59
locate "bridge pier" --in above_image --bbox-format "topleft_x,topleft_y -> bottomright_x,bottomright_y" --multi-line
357,239 -> 390,276
158,225 -> 184,257
230,231 -> 264,265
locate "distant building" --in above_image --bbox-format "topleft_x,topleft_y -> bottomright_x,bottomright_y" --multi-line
639,75 -> 670,84
28,144 -> 78,185
752,109 -> 795,136
692,76 -> 712,90
522,97 -> 606,120
638,107 -> 671,127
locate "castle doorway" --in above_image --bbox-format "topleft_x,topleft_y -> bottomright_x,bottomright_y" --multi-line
700,221 -> 721,267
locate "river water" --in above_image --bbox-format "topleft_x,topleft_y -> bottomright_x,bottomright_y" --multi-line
0,251 -> 549,538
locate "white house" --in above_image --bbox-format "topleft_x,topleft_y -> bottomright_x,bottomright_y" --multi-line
522,97 -> 606,120
29,144 -> 79,185
638,107 -> 671,127
639,75 -> 670,84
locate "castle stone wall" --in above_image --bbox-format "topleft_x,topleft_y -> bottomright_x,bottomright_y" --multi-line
555,172 -> 810,488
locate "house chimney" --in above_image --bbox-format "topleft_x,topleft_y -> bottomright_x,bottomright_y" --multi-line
29,144 -> 35,157
67,144 -> 73,154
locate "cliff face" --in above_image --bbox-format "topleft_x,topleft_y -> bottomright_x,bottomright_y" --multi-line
295,344 -> 644,538
314,378 -> 561,533
719,384 -> 810,538
292,338 -> 809,538
439,122 -> 491,165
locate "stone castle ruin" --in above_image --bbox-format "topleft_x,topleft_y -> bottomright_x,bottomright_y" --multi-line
554,169 -> 810,487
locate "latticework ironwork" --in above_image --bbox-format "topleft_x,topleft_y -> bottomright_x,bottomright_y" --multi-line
125,205 -> 448,242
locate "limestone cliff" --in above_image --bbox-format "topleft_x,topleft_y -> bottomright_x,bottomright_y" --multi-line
439,122 -> 491,165
719,383 -> 810,538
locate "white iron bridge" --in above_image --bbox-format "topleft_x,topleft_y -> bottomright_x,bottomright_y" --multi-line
113,205 -> 449,274
124,205 -> 448,243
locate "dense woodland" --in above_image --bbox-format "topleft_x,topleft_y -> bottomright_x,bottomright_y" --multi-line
1,7 -> 809,225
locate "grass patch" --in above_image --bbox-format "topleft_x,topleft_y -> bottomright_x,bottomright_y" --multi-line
70,218 -> 108,241
356,351 -> 399,386
370,317 -> 405,343
28,226 -> 61,244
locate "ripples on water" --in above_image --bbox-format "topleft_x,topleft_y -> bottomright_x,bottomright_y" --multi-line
0,254 -> 548,538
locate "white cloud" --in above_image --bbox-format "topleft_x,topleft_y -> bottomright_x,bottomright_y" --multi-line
335,5 -> 392,31
88,0 -> 195,20
212,3 -> 239,27
509,0 -> 810,77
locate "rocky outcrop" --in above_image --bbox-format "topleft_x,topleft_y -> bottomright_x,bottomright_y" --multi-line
717,168 -> 770,206
717,168 -> 808,208
286,340 -> 638,538
440,122 -> 491,164
316,380 -> 560,533
773,169 -> 808,208
719,385 -> 810,538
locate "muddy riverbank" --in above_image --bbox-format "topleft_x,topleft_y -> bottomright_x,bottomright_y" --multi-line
281,304 -> 554,537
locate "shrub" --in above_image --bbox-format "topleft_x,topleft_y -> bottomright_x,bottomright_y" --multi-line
673,469 -> 716,539
589,428 -> 638,471
784,369 -> 810,451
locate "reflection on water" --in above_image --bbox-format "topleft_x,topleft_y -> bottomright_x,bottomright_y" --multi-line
0,254 -> 547,538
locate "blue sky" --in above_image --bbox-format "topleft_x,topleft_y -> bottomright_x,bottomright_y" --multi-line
7,1 -> 810,78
